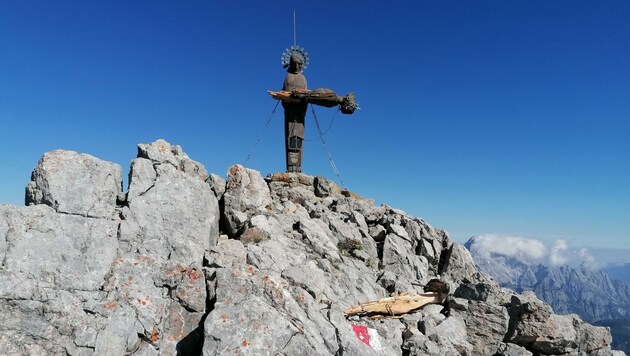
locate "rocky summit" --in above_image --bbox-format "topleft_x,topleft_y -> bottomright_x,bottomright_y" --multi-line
0,139 -> 625,355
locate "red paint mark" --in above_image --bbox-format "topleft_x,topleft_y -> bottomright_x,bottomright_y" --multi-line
352,325 -> 371,347
241,339 -> 250,347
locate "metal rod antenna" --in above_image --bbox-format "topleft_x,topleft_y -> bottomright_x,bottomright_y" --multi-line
293,9 -> 296,47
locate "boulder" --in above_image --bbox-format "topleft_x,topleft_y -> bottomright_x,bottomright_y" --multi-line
25,150 -> 122,219
123,161 -> 219,264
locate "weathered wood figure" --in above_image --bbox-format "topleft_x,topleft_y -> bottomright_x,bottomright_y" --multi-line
269,46 -> 357,173
281,53 -> 308,173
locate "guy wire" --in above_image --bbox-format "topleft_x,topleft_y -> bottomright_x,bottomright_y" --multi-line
243,100 -> 280,164
310,104 -> 348,190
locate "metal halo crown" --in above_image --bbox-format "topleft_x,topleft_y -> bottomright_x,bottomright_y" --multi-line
281,45 -> 309,71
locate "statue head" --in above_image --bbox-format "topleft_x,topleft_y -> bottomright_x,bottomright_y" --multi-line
288,53 -> 304,74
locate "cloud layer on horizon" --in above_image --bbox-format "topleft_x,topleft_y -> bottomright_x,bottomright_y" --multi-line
470,234 -> 597,268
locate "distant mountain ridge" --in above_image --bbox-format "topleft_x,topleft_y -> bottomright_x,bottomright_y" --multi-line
465,235 -> 630,323
604,263 -> 630,284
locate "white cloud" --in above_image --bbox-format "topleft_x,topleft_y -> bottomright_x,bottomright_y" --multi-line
471,234 -> 597,268
578,248 -> 596,268
549,239 -> 569,265
473,234 -> 547,262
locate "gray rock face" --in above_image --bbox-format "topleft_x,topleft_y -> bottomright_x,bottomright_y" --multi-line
2,140 -> 218,355
1,204 -> 118,291
123,158 -> 219,264
0,140 -> 624,355
222,165 -> 273,236
26,150 -> 123,219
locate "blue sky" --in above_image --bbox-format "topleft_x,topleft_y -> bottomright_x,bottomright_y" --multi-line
1,1 -> 628,252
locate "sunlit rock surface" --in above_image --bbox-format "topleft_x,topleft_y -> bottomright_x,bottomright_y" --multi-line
0,140 -> 623,355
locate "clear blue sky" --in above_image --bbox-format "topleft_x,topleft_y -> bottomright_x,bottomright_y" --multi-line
1,1 -> 628,250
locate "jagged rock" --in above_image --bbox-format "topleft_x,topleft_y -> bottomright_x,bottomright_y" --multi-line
382,232 -> 429,291
442,242 -> 492,287
0,140 -> 624,356
222,165 -> 273,236
25,150 -> 122,219
314,175 -> 338,198
124,140 -> 219,262
496,342 -> 534,355
126,157 -> 155,201
369,224 -> 387,241
137,139 -> 208,181
456,300 -> 509,355
506,291 -> 555,345
521,313 -> 613,355
425,315 -> 474,354
206,173 -> 226,199
580,321 -> 616,353
454,282 -> 500,302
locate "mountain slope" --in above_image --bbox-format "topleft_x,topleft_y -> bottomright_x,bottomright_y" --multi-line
0,140 -> 624,355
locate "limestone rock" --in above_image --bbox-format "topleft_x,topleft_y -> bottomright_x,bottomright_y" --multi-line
206,173 -> 226,199
1,204 -> 118,291
496,342 -> 534,356
222,165 -> 272,236
1,139 -> 624,356
506,291 -> 555,346
124,161 -> 219,264
457,300 -> 509,355
0,204 -> 118,354
25,150 -> 122,219
137,138 -> 208,181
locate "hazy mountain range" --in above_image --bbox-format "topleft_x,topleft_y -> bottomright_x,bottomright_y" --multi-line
465,234 -> 630,353
465,234 -> 630,322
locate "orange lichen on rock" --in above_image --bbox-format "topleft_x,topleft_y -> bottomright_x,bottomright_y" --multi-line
103,300 -> 118,310
187,269 -> 203,280
149,328 -> 160,342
